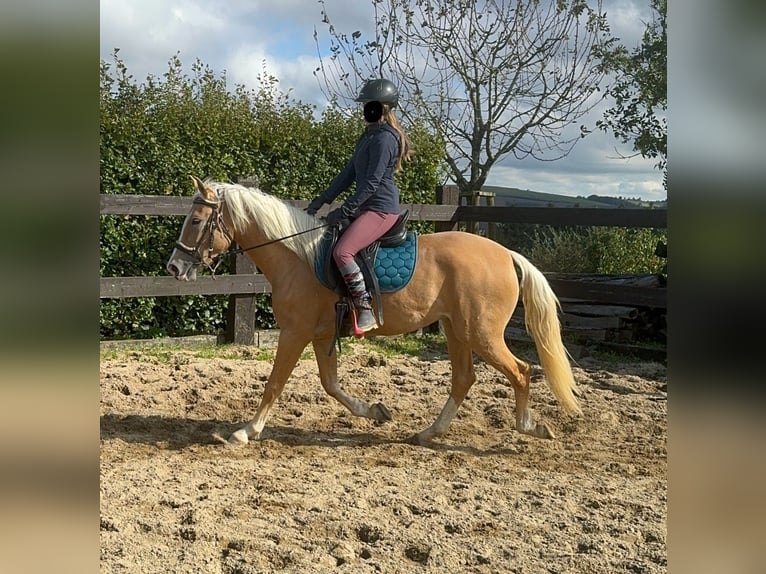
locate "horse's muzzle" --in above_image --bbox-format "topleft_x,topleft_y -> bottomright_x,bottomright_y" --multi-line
167,262 -> 182,279
166,252 -> 197,281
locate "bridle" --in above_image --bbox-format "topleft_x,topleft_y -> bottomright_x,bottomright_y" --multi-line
174,194 -> 330,276
174,195 -> 236,274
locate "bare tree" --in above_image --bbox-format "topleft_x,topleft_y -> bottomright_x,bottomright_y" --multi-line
315,0 -> 613,193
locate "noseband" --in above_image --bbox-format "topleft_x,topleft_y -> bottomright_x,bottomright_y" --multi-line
174,195 -> 235,274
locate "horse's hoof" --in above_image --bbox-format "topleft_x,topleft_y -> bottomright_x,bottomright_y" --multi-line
228,429 -> 249,445
404,433 -> 421,446
406,431 -> 431,446
370,402 -> 393,422
533,423 -> 556,440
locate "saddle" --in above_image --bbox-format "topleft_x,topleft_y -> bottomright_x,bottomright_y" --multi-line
314,210 -> 417,354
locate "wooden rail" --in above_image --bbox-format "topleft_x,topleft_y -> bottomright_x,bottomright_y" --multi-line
99,274 -> 273,298
100,190 -> 667,343
100,194 -> 666,227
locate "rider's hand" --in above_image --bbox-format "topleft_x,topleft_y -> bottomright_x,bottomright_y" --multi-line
325,207 -> 348,227
305,195 -> 326,216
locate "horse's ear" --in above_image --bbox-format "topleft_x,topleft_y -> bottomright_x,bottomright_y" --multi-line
189,175 -> 216,201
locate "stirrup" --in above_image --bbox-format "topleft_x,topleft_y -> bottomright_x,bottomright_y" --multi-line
351,296 -> 378,337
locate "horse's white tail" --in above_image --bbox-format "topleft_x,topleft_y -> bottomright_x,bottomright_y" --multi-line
511,251 -> 582,414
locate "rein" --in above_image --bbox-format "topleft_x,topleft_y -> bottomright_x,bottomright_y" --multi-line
229,224 -> 329,256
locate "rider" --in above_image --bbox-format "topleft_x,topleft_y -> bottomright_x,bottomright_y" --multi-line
306,78 -> 411,332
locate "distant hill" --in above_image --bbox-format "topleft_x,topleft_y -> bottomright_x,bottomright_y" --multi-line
477,185 -> 666,209
584,194 -> 667,209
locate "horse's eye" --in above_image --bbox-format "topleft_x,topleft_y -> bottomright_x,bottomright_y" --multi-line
192,218 -> 202,225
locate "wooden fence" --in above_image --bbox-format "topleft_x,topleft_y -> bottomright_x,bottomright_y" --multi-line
100,186 -> 666,348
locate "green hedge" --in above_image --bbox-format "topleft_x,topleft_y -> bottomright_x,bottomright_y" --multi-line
497,223 -> 667,275
100,52 -> 444,339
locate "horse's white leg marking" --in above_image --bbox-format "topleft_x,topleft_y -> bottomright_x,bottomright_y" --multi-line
228,402 -> 274,445
229,411 -> 271,445
416,397 -> 459,443
517,406 -> 536,433
516,403 -> 555,439
228,428 -> 250,445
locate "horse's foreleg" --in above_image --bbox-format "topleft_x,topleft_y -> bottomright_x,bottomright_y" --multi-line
228,333 -> 306,445
413,326 -> 475,444
312,339 -> 392,422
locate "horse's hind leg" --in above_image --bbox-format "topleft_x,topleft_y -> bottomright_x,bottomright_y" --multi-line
476,339 -> 555,439
413,321 -> 476,444
312,338 -> 393,422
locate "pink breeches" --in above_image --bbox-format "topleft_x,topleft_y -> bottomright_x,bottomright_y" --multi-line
333,211 -> 400,268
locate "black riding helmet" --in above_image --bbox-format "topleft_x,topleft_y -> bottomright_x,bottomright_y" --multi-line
355,78 -> 399,109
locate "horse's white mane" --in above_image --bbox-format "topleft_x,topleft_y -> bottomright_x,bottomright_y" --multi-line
205,181 -> 324,264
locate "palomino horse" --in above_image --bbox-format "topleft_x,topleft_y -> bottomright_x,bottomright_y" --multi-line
166,176 -> 581,446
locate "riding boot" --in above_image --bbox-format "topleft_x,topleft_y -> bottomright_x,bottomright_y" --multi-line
351,293 -> 378,333
338,261 -> 379,333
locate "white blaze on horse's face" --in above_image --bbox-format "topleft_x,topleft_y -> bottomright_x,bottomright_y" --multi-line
165,204 -> 210,281
166,177 -> 231,281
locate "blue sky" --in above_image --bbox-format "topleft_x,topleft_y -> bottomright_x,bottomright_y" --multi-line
100,0 -> 666,201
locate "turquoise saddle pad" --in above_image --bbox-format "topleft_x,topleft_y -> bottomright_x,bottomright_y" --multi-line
315,231 -> 418,293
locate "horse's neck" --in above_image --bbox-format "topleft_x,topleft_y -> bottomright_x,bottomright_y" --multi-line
233,228 -> 304,284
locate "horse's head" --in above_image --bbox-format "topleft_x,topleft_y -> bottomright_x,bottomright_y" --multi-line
166,176 -> 235,281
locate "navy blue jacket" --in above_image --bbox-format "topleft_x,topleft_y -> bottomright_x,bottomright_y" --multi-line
322,123 -> 401,215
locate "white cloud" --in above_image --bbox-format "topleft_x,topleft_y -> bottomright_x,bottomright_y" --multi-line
603,0 -> 652,46
486,159 -> 665,202
101,0 -> 251,79
486,126 -> 665,201
169,3 -> 226,30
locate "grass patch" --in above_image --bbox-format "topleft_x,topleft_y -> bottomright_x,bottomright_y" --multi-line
354,332 -> 448,358
586,342 -> 666,364
100,343 -> 276,363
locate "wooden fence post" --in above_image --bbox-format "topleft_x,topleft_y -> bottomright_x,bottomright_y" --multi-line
460,190 -> 496,239
224,253 -> 257,345
435,184 -> 459,232
486,192 -> 496,241
461,190 -> 480,235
